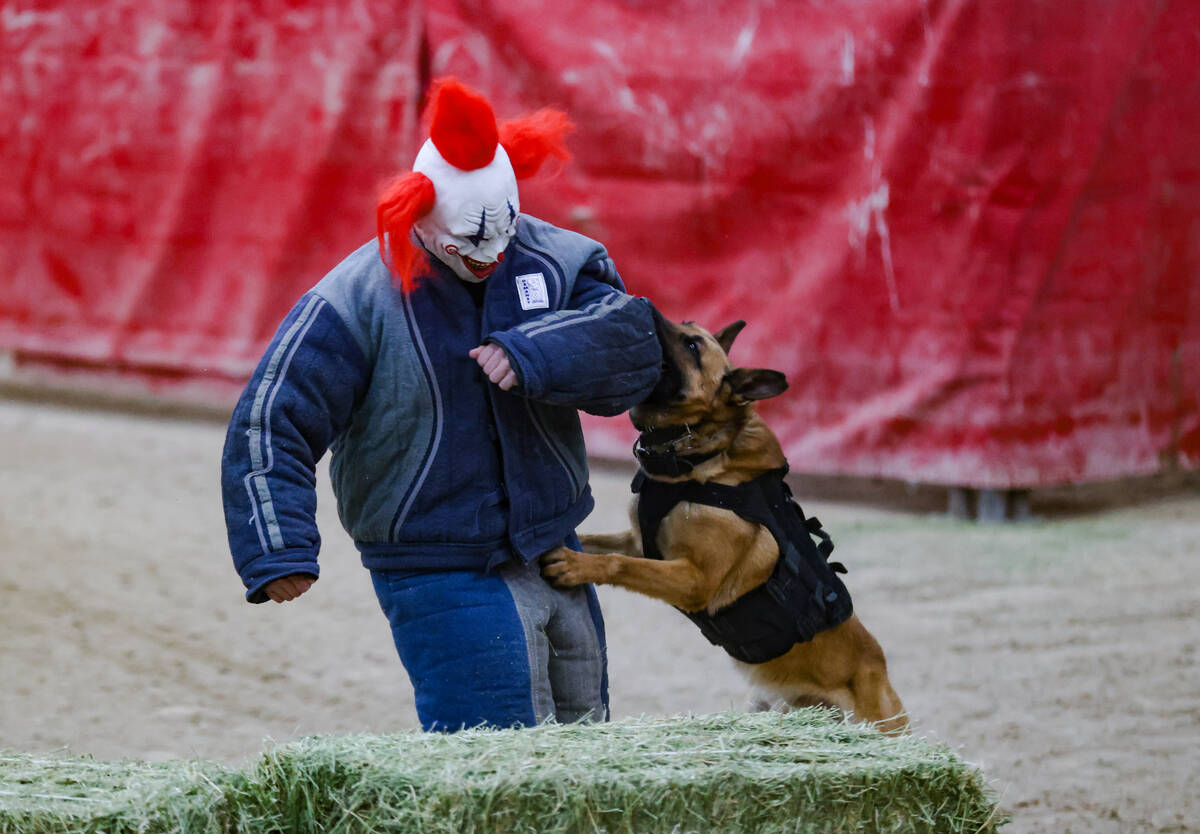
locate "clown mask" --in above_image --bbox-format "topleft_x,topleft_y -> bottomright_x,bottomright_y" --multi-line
412,140 -> 520,283
375,77 -> 572,294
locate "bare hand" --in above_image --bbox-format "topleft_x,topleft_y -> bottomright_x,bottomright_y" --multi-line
469,344 -> 518,391
265,574 -> 315,604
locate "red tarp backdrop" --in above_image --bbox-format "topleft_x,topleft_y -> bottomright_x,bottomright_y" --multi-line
2,0 -> 1198,487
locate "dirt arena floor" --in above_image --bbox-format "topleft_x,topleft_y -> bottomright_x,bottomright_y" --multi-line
1,397 -> 1197,833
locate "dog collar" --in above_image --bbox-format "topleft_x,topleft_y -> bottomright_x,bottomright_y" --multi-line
635,423 -> 701,447
633,423 -> 722,478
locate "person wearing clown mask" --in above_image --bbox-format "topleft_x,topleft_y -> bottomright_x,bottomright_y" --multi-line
220,79 -> 662,732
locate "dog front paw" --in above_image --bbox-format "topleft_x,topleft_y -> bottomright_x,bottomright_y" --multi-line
540,547 -> 605,588
577,530 -> 638,556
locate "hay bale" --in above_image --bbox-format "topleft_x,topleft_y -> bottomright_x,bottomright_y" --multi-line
0,752 -> 243,834
1,711 -> 1006,833
255,711 -> 1004,833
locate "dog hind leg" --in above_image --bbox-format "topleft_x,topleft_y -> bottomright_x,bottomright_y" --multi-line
787,692 -> 845,711
849,660 -> 908,735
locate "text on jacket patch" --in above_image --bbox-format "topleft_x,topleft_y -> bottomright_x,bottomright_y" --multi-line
515,272 -> 549,310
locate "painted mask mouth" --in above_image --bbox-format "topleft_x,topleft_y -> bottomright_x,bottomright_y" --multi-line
461,253 -> 500,278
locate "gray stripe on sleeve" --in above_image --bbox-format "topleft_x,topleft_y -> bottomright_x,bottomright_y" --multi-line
522,293 -> 630,339
514,306 -> 591,337
243,295 -> 325,552
515,293 -> 621,338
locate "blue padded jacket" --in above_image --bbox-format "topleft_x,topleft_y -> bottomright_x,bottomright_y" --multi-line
221,216 -> 662,603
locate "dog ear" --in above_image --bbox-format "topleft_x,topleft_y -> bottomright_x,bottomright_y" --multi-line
713,320 -> 746,355
726,368 -> 788,404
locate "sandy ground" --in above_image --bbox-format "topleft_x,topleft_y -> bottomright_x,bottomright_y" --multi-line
1,397 -> 1198,833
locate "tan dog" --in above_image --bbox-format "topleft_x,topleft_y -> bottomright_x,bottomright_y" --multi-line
541,315 -> 907,734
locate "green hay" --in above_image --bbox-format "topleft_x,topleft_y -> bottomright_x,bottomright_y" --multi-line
1,711 -> 1006,834
0,753 -> 245,834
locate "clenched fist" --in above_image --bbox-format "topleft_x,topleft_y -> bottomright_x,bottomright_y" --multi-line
265,574 -> 315,603
469,343 -> 518,391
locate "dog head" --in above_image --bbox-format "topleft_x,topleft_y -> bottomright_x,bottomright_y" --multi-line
632,310 -> 788,431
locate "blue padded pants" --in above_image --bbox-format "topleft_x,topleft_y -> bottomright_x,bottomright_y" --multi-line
370,555 -> 609,732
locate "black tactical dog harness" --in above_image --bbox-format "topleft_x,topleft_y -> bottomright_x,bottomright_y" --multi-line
632,466 -> 853,664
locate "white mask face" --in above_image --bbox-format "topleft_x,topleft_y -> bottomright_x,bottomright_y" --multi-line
412,139 -> 520,282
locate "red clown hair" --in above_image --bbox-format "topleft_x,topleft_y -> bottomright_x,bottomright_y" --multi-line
499,108 -> 574,178
376,171 -> 436,294
427,78 -> 500,170
376,77 -> 577,292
